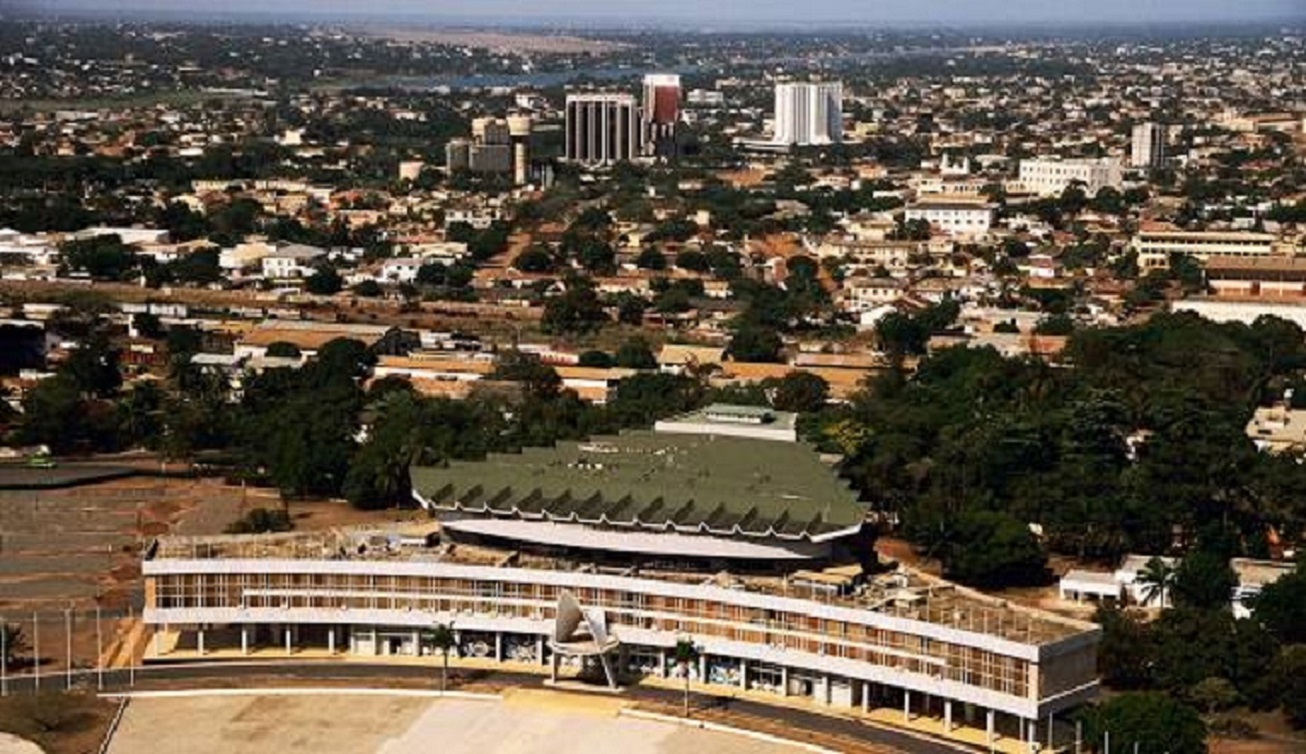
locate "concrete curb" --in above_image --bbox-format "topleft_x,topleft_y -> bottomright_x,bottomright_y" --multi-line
99,688 -> 502,701
619,708 -> 843,754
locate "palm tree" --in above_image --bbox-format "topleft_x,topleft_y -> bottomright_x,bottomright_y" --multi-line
674,638 -> 699,718
1,622 -> 28,666
431,622 -> 456,693
1137,557 -> 1175,608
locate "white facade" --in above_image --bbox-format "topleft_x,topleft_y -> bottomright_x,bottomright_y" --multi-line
904,202 -> 995,238
773,82 -> 843,146
1017,158 -> 1123,197
261,245 -> 326,280
1130,123 -> 1165,169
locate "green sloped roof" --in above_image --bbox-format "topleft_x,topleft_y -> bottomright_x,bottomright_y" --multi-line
410,431 -> 865,541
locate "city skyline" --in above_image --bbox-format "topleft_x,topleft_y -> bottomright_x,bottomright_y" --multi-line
9,0 -> 1306,27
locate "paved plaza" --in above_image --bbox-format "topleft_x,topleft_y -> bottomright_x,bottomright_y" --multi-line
105,691 -> 807,754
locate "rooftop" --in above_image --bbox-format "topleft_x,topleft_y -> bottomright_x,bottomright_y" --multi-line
148,527 -> 1094,647
410,430 -> 862,542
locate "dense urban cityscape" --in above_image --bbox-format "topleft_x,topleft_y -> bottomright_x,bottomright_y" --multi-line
0,5 -> 1305,754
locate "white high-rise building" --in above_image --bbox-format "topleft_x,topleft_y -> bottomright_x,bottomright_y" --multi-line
1130,122 -> 1166,169
565,93 -> 640,166
773,82 -> 843,146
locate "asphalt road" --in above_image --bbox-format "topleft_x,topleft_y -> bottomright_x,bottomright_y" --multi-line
2,662 -> 968,754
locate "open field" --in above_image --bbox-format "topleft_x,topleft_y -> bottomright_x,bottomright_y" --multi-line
357,28 -> 627,54
105,692 -> 802,754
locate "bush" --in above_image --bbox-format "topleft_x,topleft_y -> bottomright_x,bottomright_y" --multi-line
224,508 -> 293,535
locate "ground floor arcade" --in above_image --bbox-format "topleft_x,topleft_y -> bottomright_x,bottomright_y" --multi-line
147,623 -> 1080,753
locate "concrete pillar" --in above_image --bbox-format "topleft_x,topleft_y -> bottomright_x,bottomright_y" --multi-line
197,629 -> 205,656
903,689 -> 911,722
986,710 -> 996,753
285,627 -> 292,656
537,636 -> 546,666
698,654 -> 707,684
550,652 -> 558,683
328,628 -> 336,655
1027,718 -> 1036,750
824,674 -> 832,705
412,630 -> 420,657
945,700 -> 954,732
241,626 -> 249,656
781,666 -> 790,697
739,660 -> 747,690
861,681 -> 870,713
658,648 -> 668,678
495,633 -> 503,663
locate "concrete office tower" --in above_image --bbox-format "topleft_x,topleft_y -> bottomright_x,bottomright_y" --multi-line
642,73 -> 681,157
773,82 -> 843,146
1131,122 -> 1166,169
507,115 -> 533,186
447,117 -> 513,175
565,93 -> 640,166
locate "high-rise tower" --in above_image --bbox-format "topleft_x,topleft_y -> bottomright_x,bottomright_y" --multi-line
642,73 -> 681,158
565,93 -> 640,166
773,82 -> 843,147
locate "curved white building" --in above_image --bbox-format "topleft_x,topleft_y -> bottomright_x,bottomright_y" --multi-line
142,422 -> 1099,748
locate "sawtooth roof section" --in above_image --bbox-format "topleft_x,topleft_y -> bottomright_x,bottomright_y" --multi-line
410,431 -> 865,542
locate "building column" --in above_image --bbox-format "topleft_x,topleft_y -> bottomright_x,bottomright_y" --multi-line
861,681 -> 870,713
824,674 -> 832,705
197,629 -> 205,656
944,700 -> 954,732
495,633 -> 503,663
284,626 -> 292,656
537,636 -> 546,666
328,628 -> 335,655
550,651 -> 559,683
241,626 -> 249,656
1027,718 -> 1036,750
986,710 -> 996,753
412,630 -> 420,657
903,689 -> 911,722
658,648 -> 668,678
780,666 -> 789,697
739,660 -> 747,690
698,654 -> 707,685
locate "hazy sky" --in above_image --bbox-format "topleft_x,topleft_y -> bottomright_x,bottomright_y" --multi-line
12,0 -> 1306,26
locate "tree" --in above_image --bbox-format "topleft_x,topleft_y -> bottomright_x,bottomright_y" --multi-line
937,510 -> 1048,589
62,334 -> 121,398
431,623 -> 456,693
1137,556 -> 1176,608
305,266 -> 343,295
1080,692 -> 1206,754
1250,570 -> 1306,644
578,350 -> 615,368
541,282 -> 608,335
636,247 -> 668,271
264,342 -> 302,359
674,637 -> 699,718
1277,645 -> 1306,728
1094,605 -> 1154,689
352,280 -> 383,297
1190,676 -> 1238,715
614,338 -> 657,370
1,622 -> 28,666
1172,551 -> 1237,611
675,249 -> 710,273
728,325 -> 783,363
514,246 -> 556,273
771,372 -> 829,413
